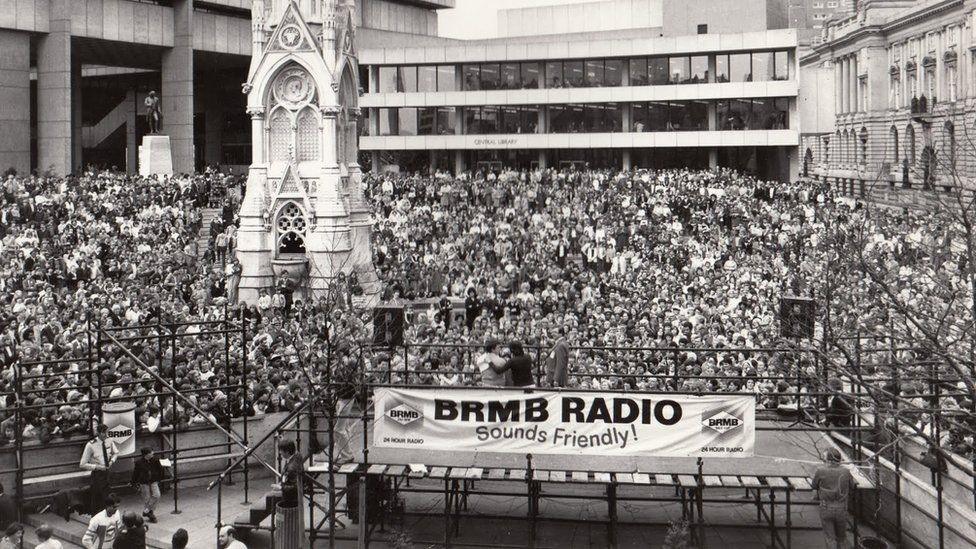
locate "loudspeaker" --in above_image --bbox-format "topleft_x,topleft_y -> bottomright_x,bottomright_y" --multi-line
779,296 -> 816,339
372,306 -> 404,347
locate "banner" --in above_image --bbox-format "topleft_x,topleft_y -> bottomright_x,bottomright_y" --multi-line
374,388 -> 755,458
102,402 -> 137,455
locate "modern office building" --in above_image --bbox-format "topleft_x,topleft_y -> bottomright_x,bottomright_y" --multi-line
0,0 -> 453,177
360,28 -> 800,179
786,0 -> 855,46
800,0 -> 975,193
0,0 -> 800,181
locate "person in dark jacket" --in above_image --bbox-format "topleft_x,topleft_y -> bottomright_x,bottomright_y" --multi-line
824,377 -> 853,433
501,342 -> 536,388
0,483 -> 15,529
131,447 -> 164,523
112,512 -> 146,549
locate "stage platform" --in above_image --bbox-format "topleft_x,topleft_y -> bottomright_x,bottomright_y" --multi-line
21,420 -> 879,548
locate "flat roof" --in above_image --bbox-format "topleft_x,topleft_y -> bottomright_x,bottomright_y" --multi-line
361,28 -> 798,66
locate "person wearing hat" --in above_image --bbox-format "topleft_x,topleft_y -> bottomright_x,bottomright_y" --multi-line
79,424 -> 119,514
812,448 -> 855,549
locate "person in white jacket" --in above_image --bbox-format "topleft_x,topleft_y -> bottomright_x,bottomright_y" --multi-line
82,493 -> 122,549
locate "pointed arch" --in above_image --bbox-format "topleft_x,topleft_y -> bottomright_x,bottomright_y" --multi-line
269,106 -> 292,162
274,201 -> 308,256
296,107 -> 320,162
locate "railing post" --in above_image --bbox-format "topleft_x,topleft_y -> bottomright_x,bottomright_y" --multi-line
242,313 -> 250,504
171,322 -> 181,515
13,346 -> 22,523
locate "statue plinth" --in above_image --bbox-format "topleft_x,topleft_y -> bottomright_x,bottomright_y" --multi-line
138,135 -> 174,178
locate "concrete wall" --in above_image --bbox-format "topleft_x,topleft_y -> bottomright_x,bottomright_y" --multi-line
3,412 -> 290,500
68,0 -> 176,47
0,30 -> 30,175
662,0 -> 772,36
0,0 -> 50,33
498,0 -> 663,38
362,0 -> 438,37
192,10 -> 251,55
799,63 -> 836,135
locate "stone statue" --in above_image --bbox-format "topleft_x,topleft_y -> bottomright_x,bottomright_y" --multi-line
145,91 -> 161,133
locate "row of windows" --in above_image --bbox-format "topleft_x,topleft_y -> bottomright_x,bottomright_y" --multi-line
376,51 -> 792,93
371,99 -> 790,136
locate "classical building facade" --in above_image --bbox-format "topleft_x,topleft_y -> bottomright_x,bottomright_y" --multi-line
800,0 -> 975,194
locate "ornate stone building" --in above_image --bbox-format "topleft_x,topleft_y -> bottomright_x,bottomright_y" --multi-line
800,0 -> 975,196
236,0 -> 378,304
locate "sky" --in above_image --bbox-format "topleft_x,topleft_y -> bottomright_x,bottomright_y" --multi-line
437,0 -> 589,40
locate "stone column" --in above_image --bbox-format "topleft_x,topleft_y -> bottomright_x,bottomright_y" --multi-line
708,148 -> 719,170
454,151 -> 464,173
36,2 -> 73,176
308,105 -> 352,294
622,150 -> 631,171
371,151 -> 381,173
0,30 -> 30,175
236,106 -> 272,304
834,60 -> 842,113
841,57 -> 850,113
72,63 -> 83,173
126,90 -> 138,174
537,150 -> 547,170
162,0 -> 195,174
851,55 -> 858,112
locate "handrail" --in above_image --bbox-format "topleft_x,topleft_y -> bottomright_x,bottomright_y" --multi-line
206,399 -> 313,490
98,328 -> 279,478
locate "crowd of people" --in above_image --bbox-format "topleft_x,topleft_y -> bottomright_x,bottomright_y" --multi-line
0,162 -> 973,461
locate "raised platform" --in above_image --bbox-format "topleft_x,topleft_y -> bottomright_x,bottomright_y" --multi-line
139,135 -> 174,178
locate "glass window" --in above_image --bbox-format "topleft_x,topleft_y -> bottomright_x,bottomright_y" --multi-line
546,61 -> 563,88
668,101 -> 707,131
437,65 -> 457,92
690,56 -> 708,83
730,53 -> 752,82
631,103 -> 647,131
730,99 -> 752,129
564,60 -> 584,88
480,106 -> 499,133
716,100 -> 730,130
647,101 -> 669,131
418,107 -> 437,135
519,106 -> 538,133
500,106 -> 519,133
378,66 -> 398,93
670,56 -> 691,84
629,58 -> 648,86
436,107 -> 456,134
398,107 -> 418,135
418,66 -> 437,92
715,55 -> 730,83
774,98 -> 790,128
521,62 -> 540,89
398,66 -> 418,92
604,103 -> 622,131
463,64 -> 481,90
605,59 -> 623,87
649,58 -> 669,85
480,63 -> 501,90
585,59 -> 605,87
464,107 -> 479,133
774,51 -> 789,80
501,63 -> 520,90
751,52 -> 773,81
378,108 -> 398,135
551,104 -> 584,132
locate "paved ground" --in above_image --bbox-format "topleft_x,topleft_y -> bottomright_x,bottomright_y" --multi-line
24,420 -> 877,548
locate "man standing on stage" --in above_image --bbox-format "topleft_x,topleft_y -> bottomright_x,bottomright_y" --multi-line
79,424 -> 118,515
546,328 -> 570,388
812,448 -> 855,548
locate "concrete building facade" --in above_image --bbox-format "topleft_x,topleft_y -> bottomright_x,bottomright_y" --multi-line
359,28 -> 800,180
800,0 -> 976,194
0,0 -> 453,177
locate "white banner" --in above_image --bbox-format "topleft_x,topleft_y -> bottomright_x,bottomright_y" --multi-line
374,388 -> 755,458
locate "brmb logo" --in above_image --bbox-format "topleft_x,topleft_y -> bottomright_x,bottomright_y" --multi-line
386,402 -> 423,427
701,409 -> 743,435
